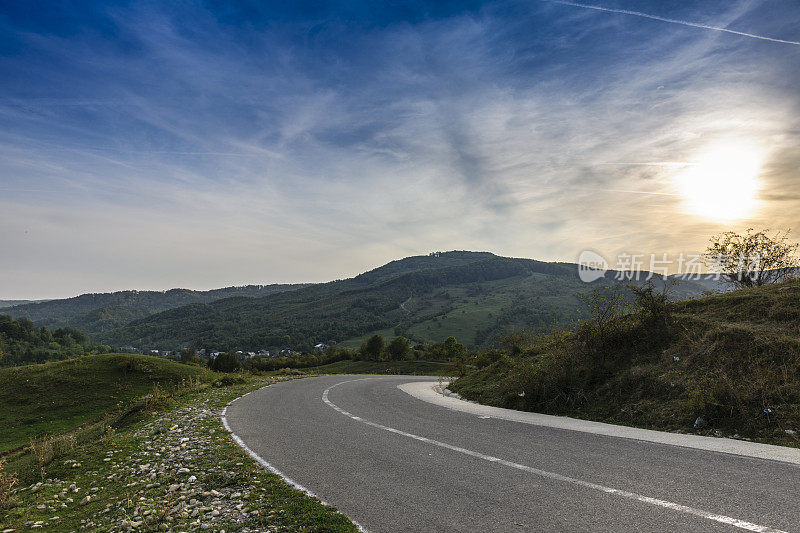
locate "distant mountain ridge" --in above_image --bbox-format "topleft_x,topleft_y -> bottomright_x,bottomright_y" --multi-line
90,251 -> 714,351
0,300 -> 45,309
5,284 -> 309,333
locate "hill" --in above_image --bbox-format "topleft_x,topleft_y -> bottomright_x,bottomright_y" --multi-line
5,284 -> 308,335
0,315 -> 100,366
449,279 -> 800,446
97,251 -> 712,351
0,300 -> 45,309
0,353 -> 212,454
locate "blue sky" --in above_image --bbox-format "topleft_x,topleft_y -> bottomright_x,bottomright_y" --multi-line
1,0 -> 799,298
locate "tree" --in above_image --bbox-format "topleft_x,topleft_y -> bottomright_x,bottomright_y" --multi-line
209,352 -> 240,373
180,347 -> 196,363
442,336 -> 466,359
443,336 -> 469,376
704,229 -> 798,288
361,335 -> 384,361
387,337 -> 410,361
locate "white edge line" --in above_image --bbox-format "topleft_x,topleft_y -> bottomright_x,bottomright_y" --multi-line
221,387 -> 369,533
399,382 -> 800,466
322,378 -> 787,533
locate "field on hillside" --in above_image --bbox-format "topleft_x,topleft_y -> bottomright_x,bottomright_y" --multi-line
399,272 -> 587,345
450,280 -> 800,447
0,354 -> 213,454
0,354 -> 358,531
337,328 -> 398,349
338,270 -> 711,348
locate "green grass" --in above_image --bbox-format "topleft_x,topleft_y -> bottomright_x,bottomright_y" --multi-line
336,273 -> 590,348
0,355 -> 358,531
450,280 -> 800,447
399,273 -> 589,346
336,328 -> 397,349
312,359 -> 453,376
0,354 -> 212,455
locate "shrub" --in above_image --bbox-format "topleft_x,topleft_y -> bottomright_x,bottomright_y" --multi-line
474,349 -> 502,369
208,352 -> 240,373
214,375 -> 246,387
629,280 -> 672,327
273,368 -> 307,376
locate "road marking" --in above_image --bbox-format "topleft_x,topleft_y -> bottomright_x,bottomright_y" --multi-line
400,382 -> 800,465
323,378 -> 787,533
221,393 -> 369,532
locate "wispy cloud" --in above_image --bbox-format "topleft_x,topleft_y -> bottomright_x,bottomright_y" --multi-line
0,0 -> 798,298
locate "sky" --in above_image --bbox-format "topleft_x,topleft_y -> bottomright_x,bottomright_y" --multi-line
1,0 -> 799,299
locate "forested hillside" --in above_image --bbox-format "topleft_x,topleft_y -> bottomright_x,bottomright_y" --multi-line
97,252 -> 711,351
6,284 -> 307,334
0,315 -> 103,366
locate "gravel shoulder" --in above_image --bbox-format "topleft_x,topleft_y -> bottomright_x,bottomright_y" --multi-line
1,375 -> 358,532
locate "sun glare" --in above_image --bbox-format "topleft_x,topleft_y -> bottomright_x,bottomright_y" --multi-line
675,141 -> 764,221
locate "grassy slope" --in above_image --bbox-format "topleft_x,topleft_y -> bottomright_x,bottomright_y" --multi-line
399,272 -> 586,345
1,358 -> 356,531
336,328 -> 397,349
339,272 -> 710,348
0,354 -> 211,454
450,280 -> 800,447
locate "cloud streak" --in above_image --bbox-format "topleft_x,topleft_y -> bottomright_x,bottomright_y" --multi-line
543,0 -> 800,46
0,1 -> 798,298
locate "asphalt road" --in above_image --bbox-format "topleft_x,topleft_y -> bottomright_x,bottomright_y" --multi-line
224,375 -> 800,532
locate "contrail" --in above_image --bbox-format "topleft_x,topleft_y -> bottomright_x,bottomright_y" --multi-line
543,0 -> 800,46
588,188 -> 681,197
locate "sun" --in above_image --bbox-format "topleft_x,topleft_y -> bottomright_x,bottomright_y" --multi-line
675,141 -> 764,221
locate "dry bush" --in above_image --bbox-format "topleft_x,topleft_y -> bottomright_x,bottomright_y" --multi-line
0,458 -> 18,510
30,437 -> 53,468
30,433 -> 77,469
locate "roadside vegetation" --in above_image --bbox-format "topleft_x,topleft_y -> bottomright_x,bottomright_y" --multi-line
0,354 -> 210,455
451,230 -> 800,447
0,353 -> 359,531
0,348 -> 450,530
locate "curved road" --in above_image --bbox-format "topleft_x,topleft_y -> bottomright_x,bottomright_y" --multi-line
224,376 -> 800,532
